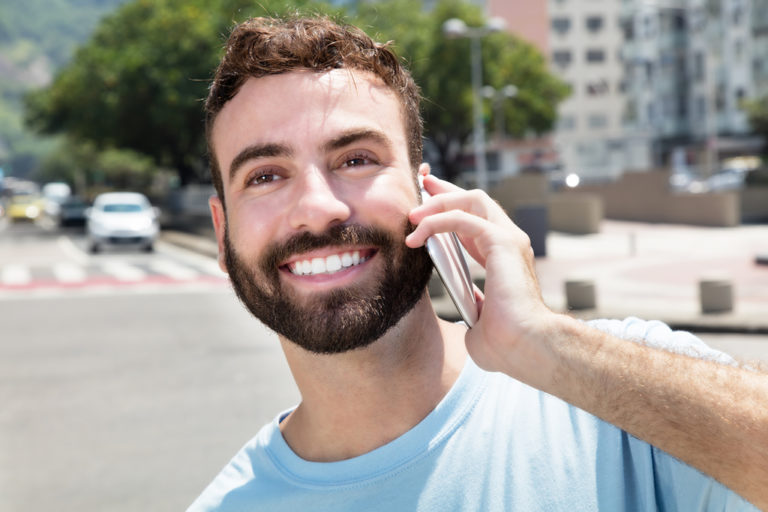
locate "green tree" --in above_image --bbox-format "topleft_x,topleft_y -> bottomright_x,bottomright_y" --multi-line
355,0 -> 569,182
25,0 -> 337,187
745,95 -> 768,154
36,138 -> 165,198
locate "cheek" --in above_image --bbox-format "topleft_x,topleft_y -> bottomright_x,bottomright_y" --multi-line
359,177 -> 419,224
226,204 -> 279,254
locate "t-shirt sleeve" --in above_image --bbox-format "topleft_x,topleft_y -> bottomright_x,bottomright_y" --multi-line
650,445 -> 759,511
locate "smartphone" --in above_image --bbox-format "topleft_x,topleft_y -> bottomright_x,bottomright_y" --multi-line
419,177 -> 478,327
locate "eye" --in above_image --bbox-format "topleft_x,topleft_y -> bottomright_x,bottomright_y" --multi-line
338,151 -> 380,169
247,170 -> 284,187
343,157 -> 370,167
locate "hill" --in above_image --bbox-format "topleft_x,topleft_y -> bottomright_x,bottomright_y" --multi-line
0,0 -> 128,176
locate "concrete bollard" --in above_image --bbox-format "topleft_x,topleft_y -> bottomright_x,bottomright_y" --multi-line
699,278 -> 734,314
565,279 -> 596,310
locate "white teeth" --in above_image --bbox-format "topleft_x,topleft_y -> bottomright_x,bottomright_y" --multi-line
326,254 -> 342,273
311,258 -> 326,274
289,251 -> 369,276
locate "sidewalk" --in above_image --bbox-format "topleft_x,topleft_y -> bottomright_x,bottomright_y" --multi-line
162,220 -> 768,333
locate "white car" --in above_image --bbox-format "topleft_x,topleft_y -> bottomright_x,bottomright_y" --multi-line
86,192 -> 160,253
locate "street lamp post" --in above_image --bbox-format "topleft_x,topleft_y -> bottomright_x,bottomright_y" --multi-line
482,84 -> 518,145
443,17 -> 507,191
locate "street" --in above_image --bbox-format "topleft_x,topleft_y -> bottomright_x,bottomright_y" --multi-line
0,219 -> 299,511
0,219 -> 766,511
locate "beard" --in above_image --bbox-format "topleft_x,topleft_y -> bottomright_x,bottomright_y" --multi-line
223,219 -> 434,354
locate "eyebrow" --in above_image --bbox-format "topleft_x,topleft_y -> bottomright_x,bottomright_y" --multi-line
322,128 -> 395,154
228,143 -> 293,185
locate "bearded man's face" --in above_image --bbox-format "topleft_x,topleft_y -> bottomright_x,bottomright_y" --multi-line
224,221 -> 433,354
208,70 -> 435,352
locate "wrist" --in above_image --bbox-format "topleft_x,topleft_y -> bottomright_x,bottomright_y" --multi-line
500,311 -> 579,393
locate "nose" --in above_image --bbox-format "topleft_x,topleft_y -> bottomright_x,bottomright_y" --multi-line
287,168 -> 351,232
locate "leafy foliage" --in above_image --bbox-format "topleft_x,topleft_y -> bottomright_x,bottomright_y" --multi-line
25,0 -> 337,186
744,95 -> 768,153
37,138 -> 165,198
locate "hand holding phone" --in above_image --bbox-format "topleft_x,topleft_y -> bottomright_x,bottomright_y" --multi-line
419,177 -> 479,327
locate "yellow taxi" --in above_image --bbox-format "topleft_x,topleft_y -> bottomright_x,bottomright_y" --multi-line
7,194 -> 43,221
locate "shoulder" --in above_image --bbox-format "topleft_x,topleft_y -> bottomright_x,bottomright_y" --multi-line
186,413 -> 288,512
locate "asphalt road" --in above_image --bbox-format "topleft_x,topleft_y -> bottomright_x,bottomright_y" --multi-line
0,288 -> 298,512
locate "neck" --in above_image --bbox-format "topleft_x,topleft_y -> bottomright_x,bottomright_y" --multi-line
278,293 -> 468,462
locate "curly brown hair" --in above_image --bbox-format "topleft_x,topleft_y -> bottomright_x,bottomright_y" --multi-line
205,15 -> 423,205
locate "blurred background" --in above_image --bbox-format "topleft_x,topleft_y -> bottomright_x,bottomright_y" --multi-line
1,0 -> 767,510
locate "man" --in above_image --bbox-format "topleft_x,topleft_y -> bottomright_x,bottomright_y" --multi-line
189,15 -> 767,511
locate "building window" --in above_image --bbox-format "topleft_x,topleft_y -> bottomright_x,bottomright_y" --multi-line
733,6 -> 743,25
696,96 -> 706,119
557,116 -> 576,131
647,103 -> 656,125
588,114 -> 608,129
645,61 -> 654,82
673,12 -> 686,31
586,16 -> 604,33
586,79 -> 609,95
621,18 -> 635,41
552,17 -> 571,35
586,49 -> 606,63
552,50 -> 572,67
694,53 -> 705,81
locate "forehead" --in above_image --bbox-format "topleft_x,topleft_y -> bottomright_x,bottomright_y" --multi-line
212,69 -> 406,174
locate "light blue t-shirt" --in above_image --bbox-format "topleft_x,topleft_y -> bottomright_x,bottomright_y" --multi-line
188,318 -> 757,511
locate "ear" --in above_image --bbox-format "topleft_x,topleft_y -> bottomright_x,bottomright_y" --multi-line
209,195 -> 227,273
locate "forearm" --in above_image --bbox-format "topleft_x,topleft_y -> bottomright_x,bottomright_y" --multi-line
533,314 -> 768,509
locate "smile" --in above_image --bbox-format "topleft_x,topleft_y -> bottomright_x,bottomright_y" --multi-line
286,249 -> 374,276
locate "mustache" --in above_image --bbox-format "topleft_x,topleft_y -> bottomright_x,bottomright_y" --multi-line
260,223 -> 411,273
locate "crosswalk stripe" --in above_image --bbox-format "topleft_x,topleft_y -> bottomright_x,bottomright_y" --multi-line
1,264 -> 31,285
101,262 -> 146,282
53,262 -> 87,283
149,260 -> 199,280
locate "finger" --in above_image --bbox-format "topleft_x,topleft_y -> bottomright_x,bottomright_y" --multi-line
406,209 -> 490,249
472,284 -> 485,316
421,174 -> 465,196
410,189 -> 503,226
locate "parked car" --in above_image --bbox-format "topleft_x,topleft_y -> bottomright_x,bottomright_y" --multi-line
86,192 -> 160,253
57,195 -> 89,227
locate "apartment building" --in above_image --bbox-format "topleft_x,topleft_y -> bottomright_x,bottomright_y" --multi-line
621,0 -> 761,173
494,0 -> 763,181
752,0 -> 768,97
547,0 -> 639,180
